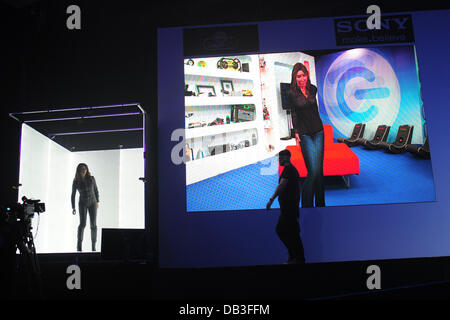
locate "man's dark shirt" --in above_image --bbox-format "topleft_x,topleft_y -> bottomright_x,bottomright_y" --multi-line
278,164 -> 300,210
71,176 -> 99,209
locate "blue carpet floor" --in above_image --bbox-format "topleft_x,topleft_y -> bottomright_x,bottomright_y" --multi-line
186,146 -> 436,212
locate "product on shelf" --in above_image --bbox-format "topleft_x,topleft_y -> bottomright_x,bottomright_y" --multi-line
259,57 -> 266,71
263,105 -> 270,120
196,85 -> 216,97
186,145 -> 193,161
217,57 -> 241,71
185,84 -> 196,96
197,61 -> 207,67
220,79 -> 234,96
209,144 -> 231,155
208,118 -> 225,126
241,89 -> 253,96
230,140 -> 251,150
231,105 -> 256,122
196,149 -> 206,159
252,133 -> 257,145
186,59 -> 195,66
188,122 -> 206,128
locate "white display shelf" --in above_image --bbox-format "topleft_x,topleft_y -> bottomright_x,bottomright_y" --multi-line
184,56 -> 266,185
184,66 -> 255,81
185,144 -> 261,185
185,96 -> 257,107
186,121 -> 257,139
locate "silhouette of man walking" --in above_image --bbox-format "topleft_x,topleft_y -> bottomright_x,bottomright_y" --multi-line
267,149 -> 305,264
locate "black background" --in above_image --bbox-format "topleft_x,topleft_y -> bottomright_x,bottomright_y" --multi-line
2,0 -> 450,301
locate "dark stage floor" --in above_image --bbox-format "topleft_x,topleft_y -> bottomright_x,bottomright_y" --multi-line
6,253 -> 450,300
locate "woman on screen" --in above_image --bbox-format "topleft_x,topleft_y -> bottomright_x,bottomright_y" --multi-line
287,62 -> 325,207
71,163 -> 99,252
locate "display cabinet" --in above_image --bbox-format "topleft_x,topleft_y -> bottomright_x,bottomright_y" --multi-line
184,55 -> 266,185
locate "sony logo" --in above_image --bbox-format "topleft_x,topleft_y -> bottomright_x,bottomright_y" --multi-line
336,16 -> 410,33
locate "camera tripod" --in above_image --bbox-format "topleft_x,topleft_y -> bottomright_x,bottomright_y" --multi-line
15,218 -> 43,299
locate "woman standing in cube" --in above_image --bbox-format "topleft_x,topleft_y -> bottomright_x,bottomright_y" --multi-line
71,163 -> 99,251
287,62 -> 326,207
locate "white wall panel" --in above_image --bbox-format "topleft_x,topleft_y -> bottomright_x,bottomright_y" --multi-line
119,148 -> 145,228
18,124 -> 145,253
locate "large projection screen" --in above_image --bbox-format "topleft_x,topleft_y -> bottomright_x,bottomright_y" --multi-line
184,46 -> 435,212
158,10 -> 449,268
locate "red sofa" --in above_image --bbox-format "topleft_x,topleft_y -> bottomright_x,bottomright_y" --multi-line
279,124 -> 360,179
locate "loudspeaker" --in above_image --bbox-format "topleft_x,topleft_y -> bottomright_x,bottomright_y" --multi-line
101,229 -> 148,261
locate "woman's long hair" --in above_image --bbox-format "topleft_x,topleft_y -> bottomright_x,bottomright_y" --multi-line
289,62 -> 312,96
74,163 -> 92,182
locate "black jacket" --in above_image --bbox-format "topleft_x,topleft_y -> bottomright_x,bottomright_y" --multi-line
71,176 -> 99,209
287,84 -> 323,136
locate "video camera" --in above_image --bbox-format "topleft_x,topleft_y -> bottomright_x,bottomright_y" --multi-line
0,196 -> 45,299
0,197 -> 45,225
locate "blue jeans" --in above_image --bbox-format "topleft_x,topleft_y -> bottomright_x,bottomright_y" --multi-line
300,129 -> 325,207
